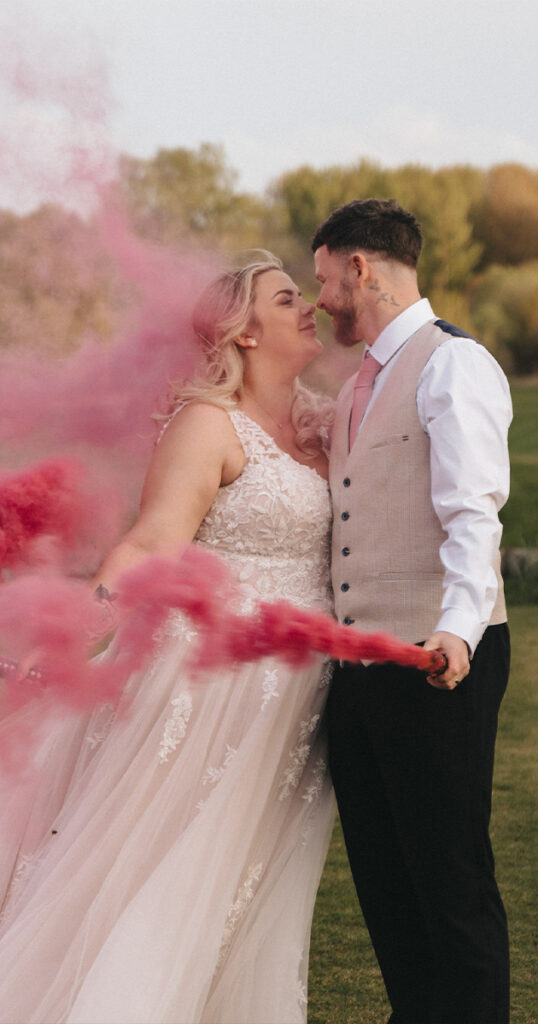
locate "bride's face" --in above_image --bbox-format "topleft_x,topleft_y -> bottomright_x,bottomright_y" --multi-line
249,270 -> 322,369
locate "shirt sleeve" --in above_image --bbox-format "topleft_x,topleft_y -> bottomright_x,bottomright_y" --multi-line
416,337 -> 512,654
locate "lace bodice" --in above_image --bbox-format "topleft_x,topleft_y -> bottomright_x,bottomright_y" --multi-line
194,410 -> 332,612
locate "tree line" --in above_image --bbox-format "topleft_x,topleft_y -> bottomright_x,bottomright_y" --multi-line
1,143 -> 538,376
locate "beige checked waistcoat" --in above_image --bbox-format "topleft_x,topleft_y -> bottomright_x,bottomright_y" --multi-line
329,322 -> 506,644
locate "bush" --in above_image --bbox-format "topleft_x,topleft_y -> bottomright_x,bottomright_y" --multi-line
502,556 -> 538,605
471,262 -> 538,374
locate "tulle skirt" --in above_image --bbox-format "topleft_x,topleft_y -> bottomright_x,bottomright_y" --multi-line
0,619 -> 335,1023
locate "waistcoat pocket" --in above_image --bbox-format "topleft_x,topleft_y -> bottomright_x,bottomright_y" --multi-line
369,433 -> 410,449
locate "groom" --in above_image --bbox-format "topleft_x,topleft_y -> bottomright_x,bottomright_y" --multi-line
312,199 -> 511,1024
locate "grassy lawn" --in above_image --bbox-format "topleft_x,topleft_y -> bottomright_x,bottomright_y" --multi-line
309,606 -> 538,1024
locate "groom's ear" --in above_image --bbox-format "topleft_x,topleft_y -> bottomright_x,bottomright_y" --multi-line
351,251 -> 368,282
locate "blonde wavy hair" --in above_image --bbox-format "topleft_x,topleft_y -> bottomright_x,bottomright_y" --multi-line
168,251 -> 334,456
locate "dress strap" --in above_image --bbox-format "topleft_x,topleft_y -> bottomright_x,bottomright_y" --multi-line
155,403 -> 186,445
228,410 -> 281,462
157,405 -> 281,460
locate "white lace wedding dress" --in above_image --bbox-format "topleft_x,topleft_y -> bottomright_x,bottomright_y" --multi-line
0,411 -> 336,1024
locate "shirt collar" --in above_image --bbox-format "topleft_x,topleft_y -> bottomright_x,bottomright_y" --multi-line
368,298 -> 435,366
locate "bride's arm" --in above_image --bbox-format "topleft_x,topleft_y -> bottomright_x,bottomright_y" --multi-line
92,403 -> 243,594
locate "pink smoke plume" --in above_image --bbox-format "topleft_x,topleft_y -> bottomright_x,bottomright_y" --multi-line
0,547 -> 445,720
0,23 -> 242,774
0,20 -> 222,567
0,20 -> 219,462
0,459 -> 82,568
0,457 -> 125,573
116,550 -> 445,676
0,8 -> 115,214
0,211 -> 217,460
0,213 -> 219,580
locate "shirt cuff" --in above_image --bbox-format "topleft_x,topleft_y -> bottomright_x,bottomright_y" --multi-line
433,608 -> 486,658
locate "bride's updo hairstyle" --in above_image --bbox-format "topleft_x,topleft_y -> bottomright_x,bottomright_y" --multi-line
170,251 -> 333,456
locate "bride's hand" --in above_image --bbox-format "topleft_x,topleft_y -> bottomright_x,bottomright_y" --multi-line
87,585 -> 120,653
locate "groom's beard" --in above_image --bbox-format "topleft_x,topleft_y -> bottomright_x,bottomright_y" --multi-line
333,308 -> 359,346
332,283 -> 362,347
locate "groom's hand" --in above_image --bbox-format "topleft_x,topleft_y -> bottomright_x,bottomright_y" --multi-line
423,631 -> 470,690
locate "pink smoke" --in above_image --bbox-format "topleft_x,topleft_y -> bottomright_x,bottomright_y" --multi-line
0,547 -> 445,716
0,211 -> 219,576
0,211 -> 217,458
0,20 -> 224,570
0,10 -> 115,214
0,23 -> 236,781
0,24 -> 223,774
0,457 -> 126,574
119,550 -> 443,675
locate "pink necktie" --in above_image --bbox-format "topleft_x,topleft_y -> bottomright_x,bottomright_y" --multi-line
349,351 -> 382,445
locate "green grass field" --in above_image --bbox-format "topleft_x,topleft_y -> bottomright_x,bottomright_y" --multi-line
308,606 -> 538,1024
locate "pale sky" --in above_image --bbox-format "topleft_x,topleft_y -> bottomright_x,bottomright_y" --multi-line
1,0 -> 537,207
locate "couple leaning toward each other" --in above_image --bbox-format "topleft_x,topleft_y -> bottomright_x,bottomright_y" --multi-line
0,199 -> 511,1024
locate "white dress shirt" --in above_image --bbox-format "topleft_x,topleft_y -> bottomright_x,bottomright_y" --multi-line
362,298 -> 512,654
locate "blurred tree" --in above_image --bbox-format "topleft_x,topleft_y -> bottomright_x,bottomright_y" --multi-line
470,261 -> 538,373
119,143 -> 272,253
0,205 -> 119,351
3,148 -> 538,377
388,164 -> 485,294
274,160 -> 484,296
471,164 -> 538,266
272,159 -> 392,247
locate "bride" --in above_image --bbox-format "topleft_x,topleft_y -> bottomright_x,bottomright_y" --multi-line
0,252 -> 336,1023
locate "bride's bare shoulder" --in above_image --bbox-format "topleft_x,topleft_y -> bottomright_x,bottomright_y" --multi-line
157,401 -> 237,447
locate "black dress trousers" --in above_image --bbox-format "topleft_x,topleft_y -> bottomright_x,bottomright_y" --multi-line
327,623 -> 510,1024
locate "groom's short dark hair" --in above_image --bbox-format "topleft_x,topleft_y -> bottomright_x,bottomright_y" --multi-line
311,198 -> 423,268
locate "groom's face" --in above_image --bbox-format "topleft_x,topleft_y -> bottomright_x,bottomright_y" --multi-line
314,245 -> 362,347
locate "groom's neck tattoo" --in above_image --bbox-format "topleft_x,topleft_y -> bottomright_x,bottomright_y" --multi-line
368,278 -> 401,307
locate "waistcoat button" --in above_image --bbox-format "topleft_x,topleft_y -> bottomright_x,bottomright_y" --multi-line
343,477 -> 351,487
342,547 -> 350,556
343,616 -> 355,625
341,582 -> 350,592
341,511 -> 350,521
